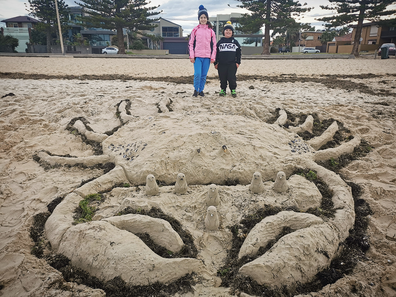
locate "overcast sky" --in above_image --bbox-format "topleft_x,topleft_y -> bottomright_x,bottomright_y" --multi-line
1,0 -> 395,34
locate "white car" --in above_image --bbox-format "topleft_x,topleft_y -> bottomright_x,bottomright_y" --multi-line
102,47 -> 119,54
303,47 -> 320,54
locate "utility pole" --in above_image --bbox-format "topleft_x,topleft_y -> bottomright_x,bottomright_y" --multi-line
298,30 -> 301,52
54,0 -> 64,55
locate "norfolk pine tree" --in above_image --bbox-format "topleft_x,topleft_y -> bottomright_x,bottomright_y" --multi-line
318,0 -> 396,57
27,0 -> 70,53
236,0 -> 312,55
75,0 -> 160,54
273,19 -> 315,49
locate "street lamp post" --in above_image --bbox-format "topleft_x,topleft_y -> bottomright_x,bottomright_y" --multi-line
54,0 -> 64,55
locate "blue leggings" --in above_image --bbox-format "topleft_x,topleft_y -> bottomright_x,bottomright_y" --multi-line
193,57 -> 211,92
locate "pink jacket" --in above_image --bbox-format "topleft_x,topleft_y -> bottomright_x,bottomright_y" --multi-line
189,24 -> 217,60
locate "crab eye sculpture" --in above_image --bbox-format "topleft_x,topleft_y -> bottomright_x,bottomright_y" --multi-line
36,98 -> 361,293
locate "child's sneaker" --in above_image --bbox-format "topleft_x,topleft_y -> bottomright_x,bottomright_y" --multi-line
231,89 -> 237,97
219,89 -> 226,96
199,91 -> 204,97
193,90 -> 198,97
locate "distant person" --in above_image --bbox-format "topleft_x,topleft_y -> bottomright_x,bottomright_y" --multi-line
214,21 -> 241,97
189,5 -> 217,97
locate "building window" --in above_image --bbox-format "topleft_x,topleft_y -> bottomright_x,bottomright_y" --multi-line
305,36 -> 314,41
162,27 -> 179,37
86,34 -> 111,46
70,13 -> 82,23
7,23 -> 19,28
370,25 -> 378,36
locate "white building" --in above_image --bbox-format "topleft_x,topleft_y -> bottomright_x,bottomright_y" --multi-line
212,13 -> 264,55
1,16 -> 39,53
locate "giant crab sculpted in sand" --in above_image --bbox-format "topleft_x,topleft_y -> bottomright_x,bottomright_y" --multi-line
37,100 -> 361,292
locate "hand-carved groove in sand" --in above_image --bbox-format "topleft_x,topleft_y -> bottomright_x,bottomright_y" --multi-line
36,101 -> 361,291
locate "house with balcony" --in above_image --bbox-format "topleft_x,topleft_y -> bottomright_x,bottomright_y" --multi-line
300,31 -> 324,48
1,16 -> 39,52
140,18 -> 187,54
349,21 -> 383,53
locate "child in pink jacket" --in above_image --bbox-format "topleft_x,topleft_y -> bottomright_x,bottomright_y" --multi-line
189,5 -> 217,97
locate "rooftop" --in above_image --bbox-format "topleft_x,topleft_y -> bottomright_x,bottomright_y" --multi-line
1,16 -> 39,23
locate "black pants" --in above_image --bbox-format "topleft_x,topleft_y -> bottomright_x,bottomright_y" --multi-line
217,63 -> 237,91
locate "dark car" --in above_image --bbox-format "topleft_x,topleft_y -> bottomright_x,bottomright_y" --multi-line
378,43 -> 396,56
280,47 -> 290,53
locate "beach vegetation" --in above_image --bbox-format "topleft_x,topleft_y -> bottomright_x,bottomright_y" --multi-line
330,158 -> 339,167
73,193 -> 104,224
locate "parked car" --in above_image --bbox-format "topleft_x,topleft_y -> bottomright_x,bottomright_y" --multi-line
280,47 -> 290,53
378,43 -> 396,56
102,47 -> 119,54
302,47 -> 320,54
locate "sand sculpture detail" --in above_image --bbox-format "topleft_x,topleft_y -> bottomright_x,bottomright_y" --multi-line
174,172 -> 188,195
205,206 -> 220,231
104,214 -> 184,253
238,211 -> 323,259
145,174 -> 159,196
37,99 -> 361,291
206,184 -> 220,206
273,171 -> 289,193
249,171 -> 265,194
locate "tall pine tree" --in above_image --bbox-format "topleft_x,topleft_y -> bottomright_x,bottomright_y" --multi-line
27,0 -> 69,53
318,0 -> 396,57
236,0 -> 312,55
75,0 -> 161,54
273,19 -> 315,49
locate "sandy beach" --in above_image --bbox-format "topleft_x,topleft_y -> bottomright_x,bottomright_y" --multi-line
0,56 -> 396,297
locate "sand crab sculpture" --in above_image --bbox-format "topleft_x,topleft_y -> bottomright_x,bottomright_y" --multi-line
36,99 -> 361,292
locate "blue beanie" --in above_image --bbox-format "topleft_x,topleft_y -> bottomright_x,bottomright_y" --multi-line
198,5 -> 208,20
